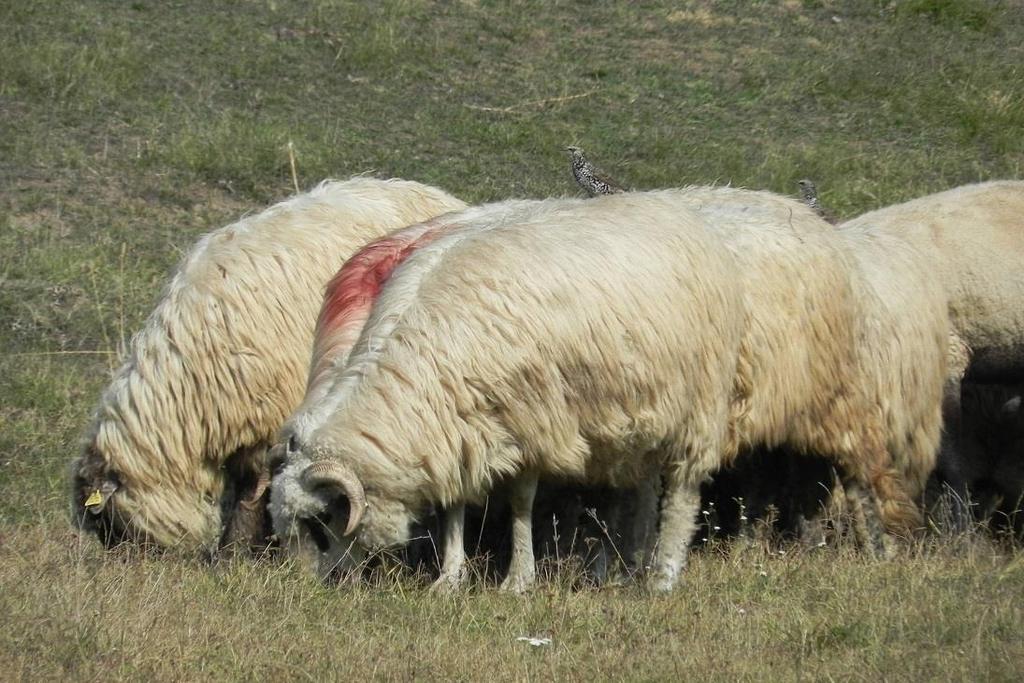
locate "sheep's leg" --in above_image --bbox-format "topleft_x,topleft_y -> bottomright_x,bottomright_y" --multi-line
629,472 -> 661,576
936,455 -> 975,534
595,489 -> 631,586
796,513 -> 828,548
609,473 -> 661,583
937,333 -> 972,532
649,475 -> 702,593
974,485 -> 1003,528
430,504 -> 467,592
844,479 -> 894,559
842,482 -> 869,548
583,491 -> 621,586
826,468 -> 847,543
500,472 -> 538,593
797,471 -> 843,548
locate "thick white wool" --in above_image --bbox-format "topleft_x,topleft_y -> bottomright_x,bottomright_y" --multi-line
72,177 -> 466,549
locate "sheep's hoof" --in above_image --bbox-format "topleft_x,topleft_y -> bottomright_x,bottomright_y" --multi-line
429,570 -> 467,593
646,568 -> 679,594
499,572 -> 534,594
601,568 -> 631,588
877,533 -> 898,561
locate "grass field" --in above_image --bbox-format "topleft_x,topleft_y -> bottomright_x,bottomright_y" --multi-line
2,0 -> 1023,679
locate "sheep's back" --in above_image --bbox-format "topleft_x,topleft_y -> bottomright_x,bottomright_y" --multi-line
325,194 -> 746,495
839,181 -> 1024,381
670,187 -> 868,458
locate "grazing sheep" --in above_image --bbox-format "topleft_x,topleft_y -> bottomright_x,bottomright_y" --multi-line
272,188 -> 936,592
838,181 -> 1024,529
269,200 -> 533,585
271,192 -> 744,591
832,209 -> 950,532
70,177 -> 466,552
689,186 -> 951,546
676,187 -> 948,543
269,199 -> 665,586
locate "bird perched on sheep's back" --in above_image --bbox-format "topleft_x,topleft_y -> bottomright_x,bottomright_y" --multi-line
797,178 -> 837,224
566,146 -> 625,196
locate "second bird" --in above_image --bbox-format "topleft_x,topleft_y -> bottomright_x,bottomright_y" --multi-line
797,178 -> 837,224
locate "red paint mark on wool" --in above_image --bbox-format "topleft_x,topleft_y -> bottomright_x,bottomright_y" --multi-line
316,224 -> 446,343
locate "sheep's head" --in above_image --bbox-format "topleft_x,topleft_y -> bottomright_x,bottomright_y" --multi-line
70,451 -> 129,547
70,431 -> 223,552
269,442 -> 416,580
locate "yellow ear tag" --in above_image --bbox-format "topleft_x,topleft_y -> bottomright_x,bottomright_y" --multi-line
84,490 -> 103,508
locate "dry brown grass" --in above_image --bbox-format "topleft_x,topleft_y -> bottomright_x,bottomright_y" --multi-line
1,522 -> 1021,682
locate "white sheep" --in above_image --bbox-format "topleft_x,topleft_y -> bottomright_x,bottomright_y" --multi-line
70,177 -> 466,552
836,211 -> 950,526
839,180 -> 1024,382
838,180 -> 1024,527
272,188 -> 943,591
675,187 -> 949,545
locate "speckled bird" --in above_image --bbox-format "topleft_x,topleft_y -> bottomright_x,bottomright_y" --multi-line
566,146 -> 624,197
797,178 -> 836,224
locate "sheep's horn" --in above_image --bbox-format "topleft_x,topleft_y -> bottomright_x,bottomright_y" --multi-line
302,460 -> 366,535
239,469 -> 271,511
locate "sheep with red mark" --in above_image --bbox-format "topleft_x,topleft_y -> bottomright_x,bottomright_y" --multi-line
269,200 -> 535,584
271,188 -> 939,592
70,177 -> 466,552
284,202 -> 534,444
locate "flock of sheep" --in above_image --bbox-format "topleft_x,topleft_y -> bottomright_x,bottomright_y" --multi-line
70,174 -> 1024,592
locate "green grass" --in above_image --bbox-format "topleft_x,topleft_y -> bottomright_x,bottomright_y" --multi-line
2,0 -> 1023,679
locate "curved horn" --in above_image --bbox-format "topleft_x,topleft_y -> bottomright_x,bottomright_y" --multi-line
239,469 -> 271,511
302,460 -> 366,535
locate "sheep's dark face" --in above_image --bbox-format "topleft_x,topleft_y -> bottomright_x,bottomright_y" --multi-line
71,440 -> 222,552
970,393 -> 1024,490
270,455 -> 362,579
269,453 -> 416,581
71,449 -> 137,548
